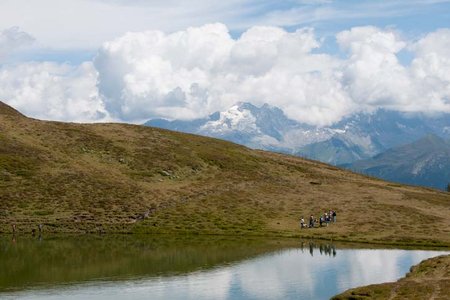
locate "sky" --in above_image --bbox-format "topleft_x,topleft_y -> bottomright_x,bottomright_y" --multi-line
0,0 -> 449,125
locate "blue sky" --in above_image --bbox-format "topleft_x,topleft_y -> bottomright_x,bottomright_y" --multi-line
0,0 -> 449,124
1,0 -> 449,64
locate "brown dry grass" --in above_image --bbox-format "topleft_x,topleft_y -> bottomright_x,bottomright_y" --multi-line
1,101 -> 450,247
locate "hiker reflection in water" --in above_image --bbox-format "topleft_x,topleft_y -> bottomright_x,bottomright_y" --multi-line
11,224 -> 17,244
308,242 -> 337,257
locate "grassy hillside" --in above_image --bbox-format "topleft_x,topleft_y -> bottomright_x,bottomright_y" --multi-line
332,254 -> 450,299
1,101 -> 450,246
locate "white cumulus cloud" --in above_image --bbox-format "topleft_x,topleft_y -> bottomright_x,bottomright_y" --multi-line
337,26 -> 410,108
94,24 -> 450,125
0,62 -> 109,122
94,23 -> 349,125
409,29 -> 450,110
2,24 -> 450,126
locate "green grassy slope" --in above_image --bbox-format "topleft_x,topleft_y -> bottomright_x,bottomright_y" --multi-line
1,101 -> 450,246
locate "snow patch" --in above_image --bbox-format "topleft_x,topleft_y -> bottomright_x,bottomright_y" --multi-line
200,105 -> 258,133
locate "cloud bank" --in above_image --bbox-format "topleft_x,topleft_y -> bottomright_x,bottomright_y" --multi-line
1,24 -> 450,125
93,24 -> 450,125
0,62 -> 108,122
93,23 -> 350,124
0,27 -> 34,62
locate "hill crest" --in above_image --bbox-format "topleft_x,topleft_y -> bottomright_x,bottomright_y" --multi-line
0,101 -> 25,118
1,101 -> 450,246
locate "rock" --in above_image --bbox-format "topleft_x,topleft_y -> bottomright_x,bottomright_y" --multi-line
160,170 -> 171,176
310,181 -> 322,185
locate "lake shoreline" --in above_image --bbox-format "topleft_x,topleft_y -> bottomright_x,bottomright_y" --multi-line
332,254 -> 450,299
2,105 -> 450,259
2,231 -> 450,249
2,234 -> 448,299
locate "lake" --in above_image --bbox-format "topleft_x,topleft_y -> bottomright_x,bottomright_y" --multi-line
0,235 -> 448,299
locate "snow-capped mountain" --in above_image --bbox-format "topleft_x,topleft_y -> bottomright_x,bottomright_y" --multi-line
145,102 -> 450,165
146,102 -> 335,152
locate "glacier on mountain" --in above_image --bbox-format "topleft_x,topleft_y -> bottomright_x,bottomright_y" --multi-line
145,102 -> 450,165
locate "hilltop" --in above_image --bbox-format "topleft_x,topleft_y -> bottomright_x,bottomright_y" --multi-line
1,101 -> 450,246
0,102 -> 25,118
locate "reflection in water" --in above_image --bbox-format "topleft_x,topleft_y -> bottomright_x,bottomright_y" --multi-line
0,234 -> 298,292
0,236 -> 448,300
301,242 -> 336,257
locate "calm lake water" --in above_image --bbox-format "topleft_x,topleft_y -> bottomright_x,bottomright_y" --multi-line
0,235 -> 448,300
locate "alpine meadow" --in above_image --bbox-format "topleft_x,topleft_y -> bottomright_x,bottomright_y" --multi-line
2,1 -> 450,299
1,101 -> 450,247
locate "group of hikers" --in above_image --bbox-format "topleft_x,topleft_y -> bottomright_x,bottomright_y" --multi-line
299,210 -> 336,228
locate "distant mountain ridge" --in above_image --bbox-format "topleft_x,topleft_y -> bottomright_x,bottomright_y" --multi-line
146,102 -> 334,152
145,102 -> 450,190
145,102 -> 450,165
346,134 -> 450,190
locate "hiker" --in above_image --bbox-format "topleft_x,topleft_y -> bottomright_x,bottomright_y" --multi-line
300,217 -> 305,229
301,210 -> 337,229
